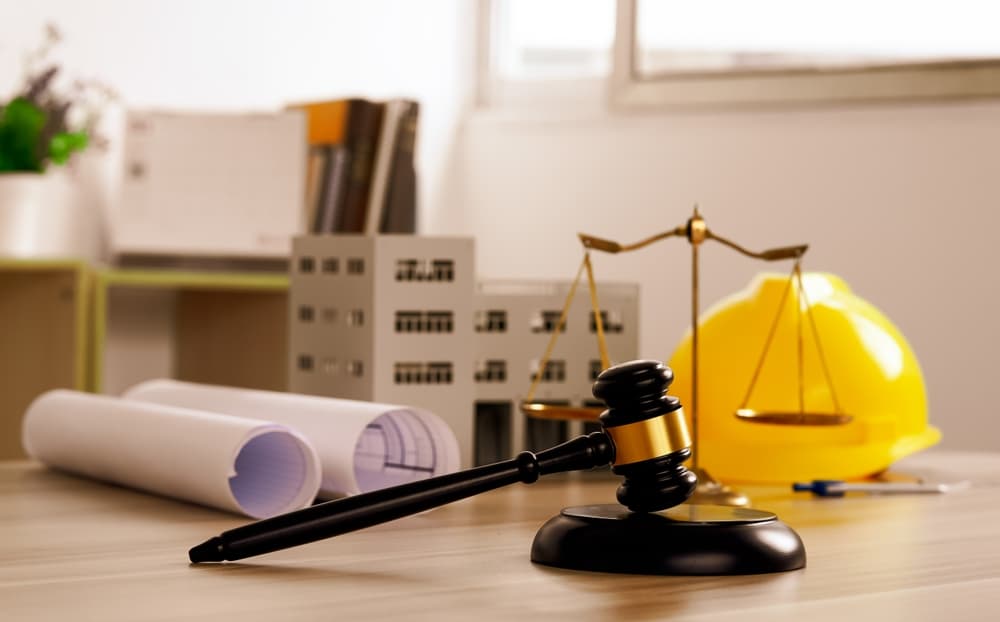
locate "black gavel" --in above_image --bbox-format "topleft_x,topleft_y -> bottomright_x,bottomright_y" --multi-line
190,360 -> 697,563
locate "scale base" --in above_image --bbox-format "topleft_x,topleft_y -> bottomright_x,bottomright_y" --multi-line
531,504 -> 805,575
690,467 -> 751,507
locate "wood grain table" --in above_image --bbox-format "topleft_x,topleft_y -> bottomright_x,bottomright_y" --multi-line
2,450 -> 999,621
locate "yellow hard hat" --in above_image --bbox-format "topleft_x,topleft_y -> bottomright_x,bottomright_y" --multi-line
668,272 -> 940,483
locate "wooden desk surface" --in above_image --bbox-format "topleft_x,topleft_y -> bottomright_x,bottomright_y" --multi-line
2,451 -> 999,622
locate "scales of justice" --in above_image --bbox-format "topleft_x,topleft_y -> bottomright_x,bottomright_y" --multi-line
520,206 -> 851,507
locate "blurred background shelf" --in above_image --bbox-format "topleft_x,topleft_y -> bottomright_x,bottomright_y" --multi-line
0,262 -> 293,460
92,269 -> 290,396
0,259 -> 91,459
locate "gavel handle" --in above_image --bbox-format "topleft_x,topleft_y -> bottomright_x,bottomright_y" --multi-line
190,432 -> 614,562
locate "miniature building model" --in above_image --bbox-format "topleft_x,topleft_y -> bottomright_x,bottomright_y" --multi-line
473,280 -> 638,465
289,235 -> 476,466
289,235 -> 638,468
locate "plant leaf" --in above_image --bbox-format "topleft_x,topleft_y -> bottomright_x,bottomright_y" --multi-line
49,131 -> 89,165
0,98 -> 47,172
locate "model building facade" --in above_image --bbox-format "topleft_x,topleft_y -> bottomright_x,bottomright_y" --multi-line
473,280 -> 638,465
289,235 -> 476,466
289,235 -> 638,468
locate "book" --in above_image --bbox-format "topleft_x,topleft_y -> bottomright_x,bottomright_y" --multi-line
294,98 -> 385,233
365,100 -> 405,234
364,99 -> 419,234
295,100 -> 350,145
303,146 -> 328,234
381,101 -> 419,233
292,100 -> 351,233
336,100 -> 385,233
312,145 -> 350,234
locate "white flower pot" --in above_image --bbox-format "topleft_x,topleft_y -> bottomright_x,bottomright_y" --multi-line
0,170 -> 104,259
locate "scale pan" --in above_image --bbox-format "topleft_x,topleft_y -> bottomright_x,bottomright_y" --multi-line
520,401 -> 603,422
735,408 -> 852,426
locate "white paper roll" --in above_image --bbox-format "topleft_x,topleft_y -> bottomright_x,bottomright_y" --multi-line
124,380 -> 461,497
22,390 -> 322,519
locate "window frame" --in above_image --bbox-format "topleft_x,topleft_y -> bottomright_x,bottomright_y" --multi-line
476,0 -> 609,110
611,0 -> 1000,109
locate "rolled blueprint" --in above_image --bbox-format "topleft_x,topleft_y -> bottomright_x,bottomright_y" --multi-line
22,390 -> 321,519
124,380 -> 461,498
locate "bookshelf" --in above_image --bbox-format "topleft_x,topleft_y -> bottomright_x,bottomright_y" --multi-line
92,269 -> 290,395
0,262 -> 292,459
0,259 -> 91,459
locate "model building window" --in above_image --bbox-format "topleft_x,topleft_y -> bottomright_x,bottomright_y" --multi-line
347,360 -> 364,377
475,359 -> 508,383
394,361 -> 453,384
394,362 -> 422,384
396,258 -> 420,281
298,305 -> 315,322
298,256 -> 315,273
426,362 -> 454,384
530,359 -> 566,383
394,310 -> 454,333
589,359 -> 605,382
425,311 -> 454,333
321,307 -> 338,324
347,309 -> 365,327
297,354 -> 314,371
322,257 -> 339,274
321,357 -> 338,374
395,310 -> 422,332
394,258 -> 454,282
590,309 -> 624,333
347,258 -> 365,274
531,310 -> 566,333
430,259 -> 454,282
475,309 -> 507,333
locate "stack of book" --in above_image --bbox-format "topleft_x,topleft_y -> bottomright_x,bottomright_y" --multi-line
295,98 -> 419,235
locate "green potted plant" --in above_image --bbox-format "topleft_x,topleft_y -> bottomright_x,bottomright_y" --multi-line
0,24 -> 115,258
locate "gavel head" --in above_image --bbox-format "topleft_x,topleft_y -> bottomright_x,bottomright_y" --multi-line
593,360 -> 698,512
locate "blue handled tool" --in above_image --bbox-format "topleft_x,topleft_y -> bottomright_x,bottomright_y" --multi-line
792,479 -> 968,497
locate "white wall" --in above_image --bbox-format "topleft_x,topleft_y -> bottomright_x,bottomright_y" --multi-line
444,101 -> 1000,452
0,0 -> 476,230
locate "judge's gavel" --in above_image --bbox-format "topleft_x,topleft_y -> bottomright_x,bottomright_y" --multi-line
190,360 -> 697,563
